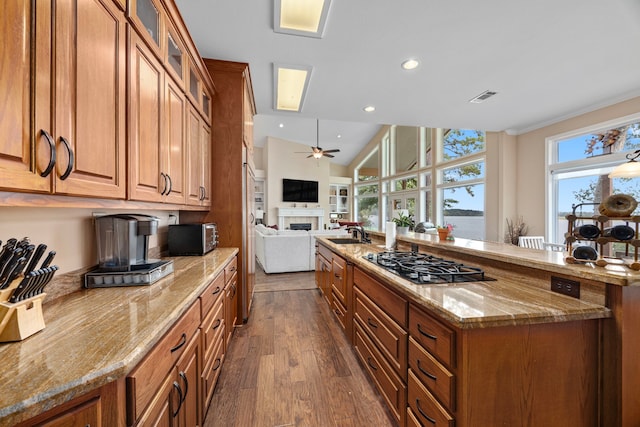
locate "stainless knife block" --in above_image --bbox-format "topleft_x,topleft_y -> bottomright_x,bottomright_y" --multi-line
0,277 -> 46,342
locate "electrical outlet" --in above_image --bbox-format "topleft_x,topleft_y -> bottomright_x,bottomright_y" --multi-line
551,276 -> 580,299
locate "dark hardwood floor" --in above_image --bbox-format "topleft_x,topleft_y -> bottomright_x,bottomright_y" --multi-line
203,269 -> 394,427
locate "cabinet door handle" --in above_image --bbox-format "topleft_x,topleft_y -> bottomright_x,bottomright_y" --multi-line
212,358 -> 221,371
417,359 -> 437,381
417,324 -> 438,340
179,371 -> 188,402
59,136 -> 74,180
160,172 -> 168,195
170,333 -> 187,353
40,130 -> 56,178
212,318 -> 222,330
203,186 -> 207,200
250,213 -> 255,224
172,381 -> 183,417
166,174 -> 173,195
415,398 -> 436,424
366,357 -> 378,371
367,318 -> 379,329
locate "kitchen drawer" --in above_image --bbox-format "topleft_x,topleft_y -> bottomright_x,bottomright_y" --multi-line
317,242 -> 333,261
127,301 -> 200,424
332,255 -> 347,305
409,336 -> 455,410
354,267 -> 407,327
408,369 -> 454,427
409,303 -> 455,369
200,272 -> 224,320
224,257 -> 238,283
354,287 -> 407,377
202,332 -> 225,414
331,289 -> 347,331
202,294 -> 224,359
353,322 -> 406,426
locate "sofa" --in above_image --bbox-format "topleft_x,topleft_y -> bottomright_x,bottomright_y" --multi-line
255,224 -> 349,273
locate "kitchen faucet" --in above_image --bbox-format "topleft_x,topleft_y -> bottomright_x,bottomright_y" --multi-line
347,225 -> 371,244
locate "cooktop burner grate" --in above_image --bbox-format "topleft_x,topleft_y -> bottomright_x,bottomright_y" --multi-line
365,251 -> 490,284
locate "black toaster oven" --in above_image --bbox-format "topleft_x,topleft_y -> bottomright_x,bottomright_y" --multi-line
168,223 -> 218,256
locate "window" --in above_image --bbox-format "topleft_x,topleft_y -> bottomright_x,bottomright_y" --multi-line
353,126 -> 487,236
548,116 -> 640,254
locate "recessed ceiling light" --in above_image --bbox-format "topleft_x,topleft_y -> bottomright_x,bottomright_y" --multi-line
401,59 -> 419,70
273,63 -> 313,112
279,123 -> 284,128
337,134 -> 342,139
363,105 -> 376,113
274,0 -> 332,38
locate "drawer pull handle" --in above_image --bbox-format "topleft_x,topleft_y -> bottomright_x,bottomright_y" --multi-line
212,319 -> 222,330
171,333 -> 187,353
417,359 -> 437,381
40,130 -> 56,177
417,324 -> 438,340
172,381 -> 183,417
334,308 -> 342,316
179,371 -> 188,402
367,318 -> 378,329
212,286 -> 221,295
416,398 -> 436,424
213,358 -> 222,371
59,136 -> 74,180
366,357 -> 378,371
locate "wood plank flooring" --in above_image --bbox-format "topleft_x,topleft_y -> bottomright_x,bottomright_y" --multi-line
203,269 -> 394,427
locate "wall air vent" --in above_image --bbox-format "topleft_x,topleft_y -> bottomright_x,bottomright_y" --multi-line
469,90 -> 498,103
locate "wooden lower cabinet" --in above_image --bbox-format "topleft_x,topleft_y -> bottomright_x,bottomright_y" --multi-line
15,380 -> 125,427
317,250 -> 602,427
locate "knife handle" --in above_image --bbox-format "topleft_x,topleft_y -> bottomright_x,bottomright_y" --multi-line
25,244 -> 47,274
41,251 -> 56,268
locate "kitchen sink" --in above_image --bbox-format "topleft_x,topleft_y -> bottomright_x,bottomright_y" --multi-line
327,238 -> 362,244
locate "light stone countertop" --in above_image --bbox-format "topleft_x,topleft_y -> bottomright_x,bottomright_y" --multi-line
318,236 -> 613,329
0,248 -> 238,425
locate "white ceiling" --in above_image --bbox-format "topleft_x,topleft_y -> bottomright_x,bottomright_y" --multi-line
175,0 -> 640,166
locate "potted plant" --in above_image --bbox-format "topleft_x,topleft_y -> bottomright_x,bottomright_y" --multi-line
392,212 -> 414,234
437,224 -> 454,240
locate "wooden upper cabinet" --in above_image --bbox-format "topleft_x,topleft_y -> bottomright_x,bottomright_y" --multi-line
128,29 -> 164,203
165,21 -> 186,88
163,75 -> 187,204
128,0 -> 164,59
1,0 -> 126,198
0,0 -> 48,193
187,64 -> 202,111
52,0 -> 127,198
186,103 -> 212,207
243,83 -> 255,155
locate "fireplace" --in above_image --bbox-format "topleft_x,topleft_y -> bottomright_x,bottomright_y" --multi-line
290,223 -> 312,231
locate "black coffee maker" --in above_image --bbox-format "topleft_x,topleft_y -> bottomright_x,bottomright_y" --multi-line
95,214 -> 159,271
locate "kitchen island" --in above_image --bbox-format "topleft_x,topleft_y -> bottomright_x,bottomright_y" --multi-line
316,232 -> 639,426
0,248 -> 238,426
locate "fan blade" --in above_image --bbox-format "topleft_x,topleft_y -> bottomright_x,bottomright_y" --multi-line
322,149 -> 340,153
306,154 -> 314,158
323,153 -> 335,158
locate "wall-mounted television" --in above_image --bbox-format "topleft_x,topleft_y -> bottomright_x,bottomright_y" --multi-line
282,178 -> 319,203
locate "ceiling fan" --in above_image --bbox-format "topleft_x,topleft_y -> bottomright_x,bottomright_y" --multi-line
297,120 -> 340,159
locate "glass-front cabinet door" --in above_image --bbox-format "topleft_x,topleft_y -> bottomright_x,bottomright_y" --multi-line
129,0 -> 163,57
165,25 -> 185,87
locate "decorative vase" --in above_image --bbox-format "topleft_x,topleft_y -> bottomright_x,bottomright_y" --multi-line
397,226 -> 409,235
437,229 -> 449,240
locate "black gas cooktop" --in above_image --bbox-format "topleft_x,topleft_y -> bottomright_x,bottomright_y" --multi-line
364,251 -> 491,284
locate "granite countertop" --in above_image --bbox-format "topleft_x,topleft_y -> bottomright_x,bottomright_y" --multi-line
0,248 -> 238,425
373,230 -> 640,286
318,236 -> 612,329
